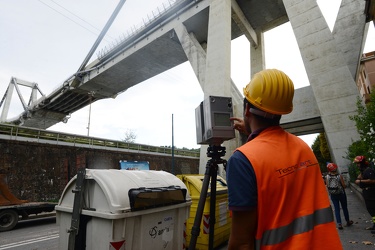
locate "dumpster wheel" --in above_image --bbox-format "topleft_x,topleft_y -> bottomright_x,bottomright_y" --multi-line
0,209 -> 19,232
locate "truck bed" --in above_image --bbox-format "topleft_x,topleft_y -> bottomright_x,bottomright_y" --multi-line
1,202 -> 57,214
0,202 -> 57,231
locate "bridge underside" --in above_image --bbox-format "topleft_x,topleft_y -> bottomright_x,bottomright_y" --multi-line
1,0 -> 370,171
281,117 -> 324,136
5,0 -> 290,129
280,86 -> 323,136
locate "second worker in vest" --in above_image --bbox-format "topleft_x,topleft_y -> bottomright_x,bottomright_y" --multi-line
226,69 -> 343,249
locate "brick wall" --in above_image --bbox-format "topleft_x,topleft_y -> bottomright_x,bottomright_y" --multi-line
0,139 -> 199,202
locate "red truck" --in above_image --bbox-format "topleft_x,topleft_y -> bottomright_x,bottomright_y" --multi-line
0,174 -> 56,232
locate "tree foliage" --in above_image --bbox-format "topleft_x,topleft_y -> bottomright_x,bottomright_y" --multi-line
161,145 -> 200,152
312,133 -> 331,174
122,129 -> 137,143
346,91 -> 375,181
348,91 -> 375,164
319,132 -> 331,160
346,140 -> 368,182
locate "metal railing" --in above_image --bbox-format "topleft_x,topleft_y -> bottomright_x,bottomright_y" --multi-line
0,123 -> 199,158
96,0 -> 185,60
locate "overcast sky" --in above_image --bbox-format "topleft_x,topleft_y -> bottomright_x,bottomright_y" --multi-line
0,0 -> 374,149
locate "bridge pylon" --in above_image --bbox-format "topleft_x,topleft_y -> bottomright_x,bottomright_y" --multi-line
0,77 -> 45,123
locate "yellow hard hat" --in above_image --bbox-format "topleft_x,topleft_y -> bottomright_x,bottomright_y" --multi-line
243,69 -> 294,115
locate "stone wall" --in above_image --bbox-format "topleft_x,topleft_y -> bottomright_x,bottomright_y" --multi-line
0,139 -> 199,202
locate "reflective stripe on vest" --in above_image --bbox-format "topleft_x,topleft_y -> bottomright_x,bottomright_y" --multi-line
256,206 -> 333,248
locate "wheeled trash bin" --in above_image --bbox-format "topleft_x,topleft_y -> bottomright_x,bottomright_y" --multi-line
56,169 -> 191,250
177,174 -> 231,249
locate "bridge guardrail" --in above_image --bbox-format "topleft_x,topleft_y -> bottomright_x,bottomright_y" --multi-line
97,0 -> 186,60
0,123 -> 199,158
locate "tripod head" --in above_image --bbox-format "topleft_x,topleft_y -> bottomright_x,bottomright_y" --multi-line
206,144 -> 227,171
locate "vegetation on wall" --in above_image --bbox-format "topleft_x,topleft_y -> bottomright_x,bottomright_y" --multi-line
121,129 -> 200,153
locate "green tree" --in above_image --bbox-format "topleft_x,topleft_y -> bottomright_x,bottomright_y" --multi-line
319,133 -> 331,160
347,91 -> 375,181
348,91 -> 375,164
312,133 -> 331,174
346,140 -> 368,182
122,129 -> 137,143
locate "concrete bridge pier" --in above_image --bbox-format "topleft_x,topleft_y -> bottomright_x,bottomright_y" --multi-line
175,0 -> 368,174
284,0 -> 366,171
175,0 -> 271,176
175,0 -> 246,175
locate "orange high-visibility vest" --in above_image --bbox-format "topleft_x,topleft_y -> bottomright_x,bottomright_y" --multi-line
237,126 -> 342,250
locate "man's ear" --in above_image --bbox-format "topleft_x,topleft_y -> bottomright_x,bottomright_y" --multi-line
244,103 -> 251,117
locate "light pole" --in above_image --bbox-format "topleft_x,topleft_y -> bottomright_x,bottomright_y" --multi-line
172,114 -> 175,174
87,91 -> 95,136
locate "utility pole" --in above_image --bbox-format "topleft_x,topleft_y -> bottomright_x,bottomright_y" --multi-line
172,114 -> 175,174
87,91 -> 95,136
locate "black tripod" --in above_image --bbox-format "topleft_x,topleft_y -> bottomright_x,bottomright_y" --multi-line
188,145 -> 227,250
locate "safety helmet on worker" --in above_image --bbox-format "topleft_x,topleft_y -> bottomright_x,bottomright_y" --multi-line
243,69 -> 294,115
353,155 -> 368,165
327,163 -> 338,172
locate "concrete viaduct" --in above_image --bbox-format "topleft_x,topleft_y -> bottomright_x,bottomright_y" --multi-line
0,0 -> 372,173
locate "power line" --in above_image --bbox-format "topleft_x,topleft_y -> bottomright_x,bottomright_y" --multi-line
48,0 -> 115,40
37,0 -> 113,42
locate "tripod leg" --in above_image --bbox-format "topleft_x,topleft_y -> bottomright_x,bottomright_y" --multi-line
209,163 -> 217,250
188,160 -> 212,250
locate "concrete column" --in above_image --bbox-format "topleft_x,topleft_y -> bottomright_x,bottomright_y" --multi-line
229,31 -> 266,147
0,81 -> 15,122
283,0 -> 364,171
204,0 -> 232,97
174,23 -> 207,85
199,0 -> 232,174
250,31 -> 265,78
332,0 -> 368,80
175,21 -> 243,176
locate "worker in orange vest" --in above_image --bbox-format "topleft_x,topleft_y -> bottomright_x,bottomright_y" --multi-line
226,69 -> 342,249
354,155 -> 375,233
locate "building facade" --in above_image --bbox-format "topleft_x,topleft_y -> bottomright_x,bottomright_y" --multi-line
357,51 -> 375,103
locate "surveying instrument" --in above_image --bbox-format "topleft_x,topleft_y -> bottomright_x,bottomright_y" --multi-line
189,96 -> 235,250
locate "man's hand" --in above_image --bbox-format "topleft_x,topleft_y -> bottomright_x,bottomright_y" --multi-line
230,117 -> 248,135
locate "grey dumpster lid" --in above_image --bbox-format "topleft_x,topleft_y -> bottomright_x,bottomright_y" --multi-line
56,169 -> 190,216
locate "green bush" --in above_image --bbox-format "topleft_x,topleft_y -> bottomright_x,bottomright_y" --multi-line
348,164 -> 359,183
